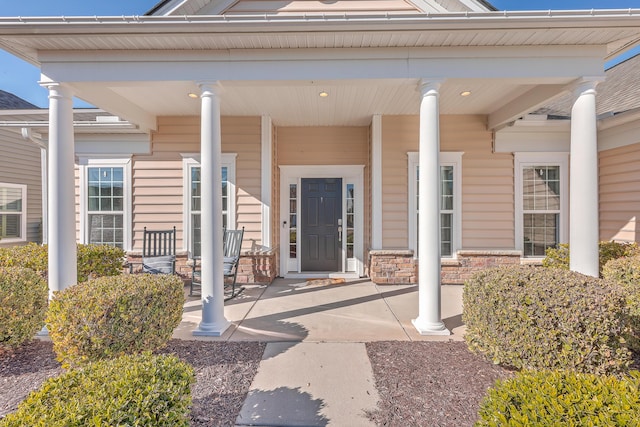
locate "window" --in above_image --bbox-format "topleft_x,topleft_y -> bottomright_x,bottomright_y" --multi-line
0,184 -> 26,242
79,158 -> 131,250
182,153 -> 236,258
515,153 -> 568,257
408,152 -> 463,258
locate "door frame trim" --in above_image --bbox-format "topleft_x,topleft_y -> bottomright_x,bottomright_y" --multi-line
279,165 -> 365,277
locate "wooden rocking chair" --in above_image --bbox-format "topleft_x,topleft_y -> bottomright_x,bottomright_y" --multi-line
190,227 -> 245,300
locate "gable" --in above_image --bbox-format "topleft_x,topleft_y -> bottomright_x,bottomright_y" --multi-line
147,0 -> 495,16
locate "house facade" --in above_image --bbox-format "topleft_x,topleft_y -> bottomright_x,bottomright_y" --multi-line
1,0 -> 640,336
0,92 -> 44,247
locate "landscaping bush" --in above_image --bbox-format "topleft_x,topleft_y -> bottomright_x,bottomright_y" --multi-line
0,242 -> 125,282
0,267 -> 48,352
47,274 -> 185,368
463,265 -> 631,375
0,243 -> 47,272
476,370 -> 640,426
76,244 -> 126,282
603,255 -> 640,353
0,352 -> 195,427
543,241 -> 639,275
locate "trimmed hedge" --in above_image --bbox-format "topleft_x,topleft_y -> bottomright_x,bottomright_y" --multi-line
47,274 -> 185,368
0,267 -> 48,351
0,352 -> 195,427
0,242 -> 125,282
542,241 -> 639,275
476,370 -> 640,426
603,255 -> 640,353
463,265 -> 631,375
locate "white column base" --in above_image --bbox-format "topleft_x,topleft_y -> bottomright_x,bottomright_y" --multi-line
412,318 -> 451,336
193,320 -> 231,337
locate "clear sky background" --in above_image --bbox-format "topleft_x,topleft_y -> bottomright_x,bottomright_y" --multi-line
1,0 -> 640,107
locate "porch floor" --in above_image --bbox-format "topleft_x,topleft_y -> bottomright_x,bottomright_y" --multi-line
174,278 -> 465,342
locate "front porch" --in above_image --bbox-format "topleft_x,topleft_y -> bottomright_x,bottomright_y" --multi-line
173,278 -> 465,342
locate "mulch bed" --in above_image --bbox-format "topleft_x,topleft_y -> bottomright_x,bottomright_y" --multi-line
365,341 -> 512,427
0,339 -> 265,427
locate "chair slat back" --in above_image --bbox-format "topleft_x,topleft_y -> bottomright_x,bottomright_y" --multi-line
143,226 -> 176,257
223,227 -> 244,259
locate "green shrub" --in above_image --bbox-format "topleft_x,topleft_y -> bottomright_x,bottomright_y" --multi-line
0,352 -> 195,427
0,242 -> 125,282
0,243 -> 47,272
543,241 -> 639,275
76,244 -> 126,282
603,255 -> 640,353
47,274 -> 185,368
0,267 -> 48,351
463,265 -> 631,375
476,370 -> 640,426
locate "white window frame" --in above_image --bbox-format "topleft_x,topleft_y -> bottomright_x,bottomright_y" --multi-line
408,152 -> 463,259
0,183 -> 27,243
514,152 -> 569,257
182,153 -> 237,257
78,157 -> 132,251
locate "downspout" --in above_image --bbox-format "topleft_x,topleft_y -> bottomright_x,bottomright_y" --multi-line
21,128 -> 48,244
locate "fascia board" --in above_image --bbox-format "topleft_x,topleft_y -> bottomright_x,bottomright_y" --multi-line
2,11 -> 640,34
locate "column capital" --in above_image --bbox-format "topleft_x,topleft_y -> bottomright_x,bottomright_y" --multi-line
570,77 -> 604,99
197,81 -> 222,97
39,81 -> 73,99
417,78 -> 445,96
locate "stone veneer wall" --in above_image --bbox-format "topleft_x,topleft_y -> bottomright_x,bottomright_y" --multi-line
369,249 -> 522,285
127,250 -> 278,284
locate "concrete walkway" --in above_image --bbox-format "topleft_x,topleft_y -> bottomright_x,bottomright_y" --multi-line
173,279 -> 465,426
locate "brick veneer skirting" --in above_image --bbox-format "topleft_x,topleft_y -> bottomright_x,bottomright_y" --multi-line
368,249 -> 523,285
127,250 -> 278,284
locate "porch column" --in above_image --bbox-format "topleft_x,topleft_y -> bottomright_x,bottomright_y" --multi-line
569,79 -> 600,277
42,82 -> 77,298
412,79 -> 450,336
193,82 -> 230,336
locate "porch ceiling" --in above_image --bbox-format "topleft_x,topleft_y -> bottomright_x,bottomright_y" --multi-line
70,78 -> 542,127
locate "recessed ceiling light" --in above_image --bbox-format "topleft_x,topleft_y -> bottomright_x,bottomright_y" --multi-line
460,91 -> 472,97
188,93 -> 199,99
319,91 -> 329,98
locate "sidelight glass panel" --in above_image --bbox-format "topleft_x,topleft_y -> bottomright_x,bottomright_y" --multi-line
346,184 -> 355,260
289,184 -> 297,259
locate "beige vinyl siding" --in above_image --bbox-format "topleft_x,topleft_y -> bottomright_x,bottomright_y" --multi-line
277,126 -> 369,166
0,129 -> 43,246
131,115 -> 262,252
599,142 -> 640,243
224,0 -> 421,15
381,115 -> 514,250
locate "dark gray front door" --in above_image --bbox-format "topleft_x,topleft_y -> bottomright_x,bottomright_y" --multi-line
301,178 -> 342,271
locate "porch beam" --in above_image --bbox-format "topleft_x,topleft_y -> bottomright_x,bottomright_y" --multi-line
193,82 -> 231,337
487,84 -> 567,130
412,79 -> 450,336
41,82 -> 77,298
569,78 -> 601,277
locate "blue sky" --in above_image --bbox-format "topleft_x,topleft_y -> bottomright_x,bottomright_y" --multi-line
1,0 -> 640,107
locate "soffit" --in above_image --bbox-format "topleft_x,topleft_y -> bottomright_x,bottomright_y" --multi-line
72,78 -> 535,126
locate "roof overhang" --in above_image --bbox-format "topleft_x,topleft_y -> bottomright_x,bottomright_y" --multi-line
1,10 -> 639,131
1,10 -> 640,64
